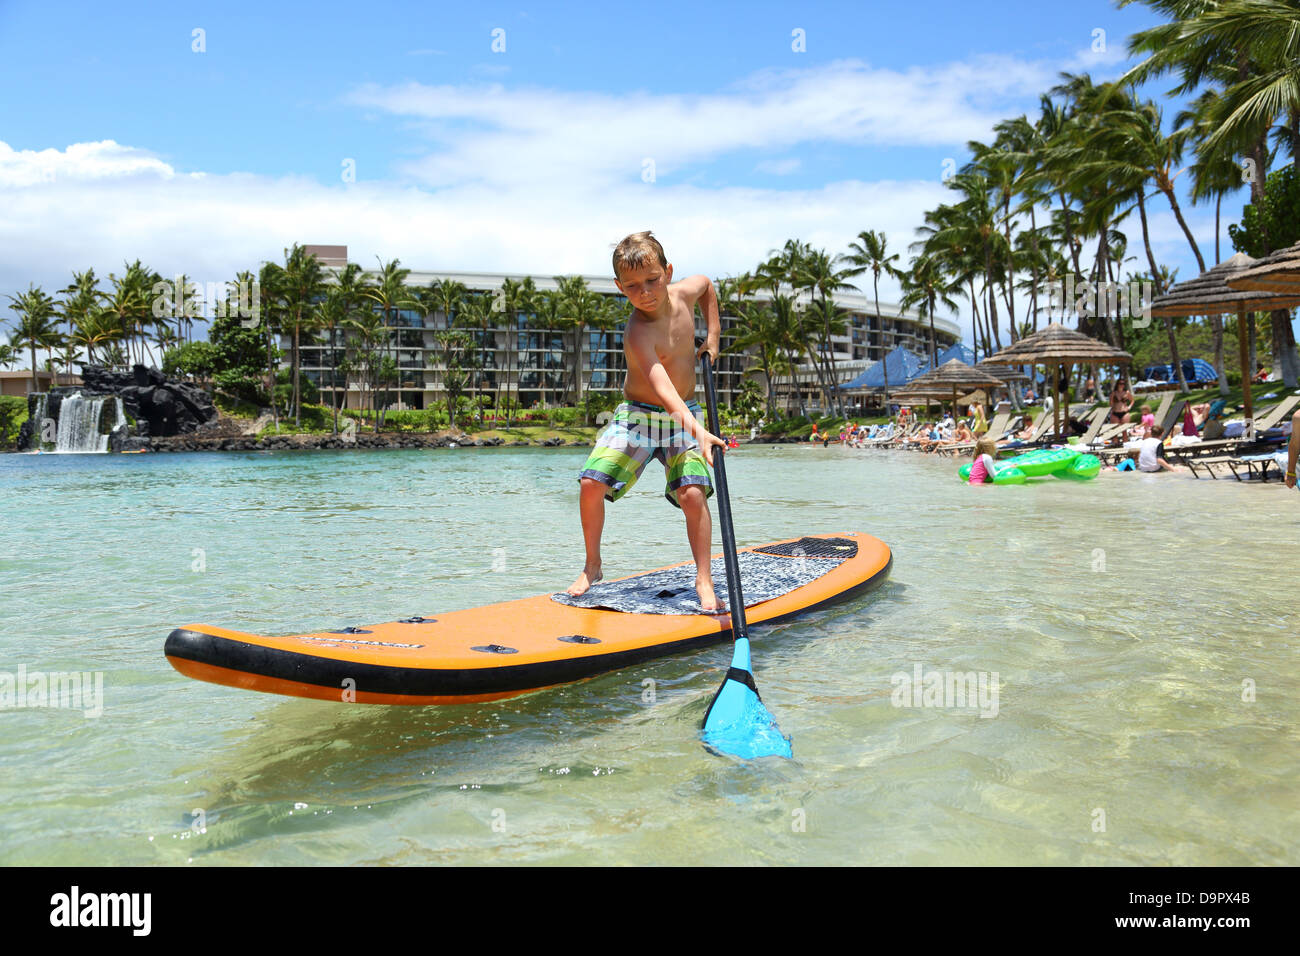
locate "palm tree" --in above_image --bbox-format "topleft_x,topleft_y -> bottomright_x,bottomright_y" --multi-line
725,300 -> 782,421
324,262 -> 366,434
8,286 -> 61,393
800,248 -> 858,415
98,268 -> 148,369
503,276 -> 539,425
1121,0 -> 1300,383
1073,89 -> 1194,390
967,139 -> 1023,343
843,230 -> 905,404
256,262 -> 285,426
899,256 -> 960,366
278,244 -> 330,425
554,275 -> 605,415
456,292 -> 494,423
586,295 -> 624,419
57,269 -> 101,374
363,258 -> 417,430
531,292 -> 565,410
1175,82 -> 1244,394
316,288 -> 349,434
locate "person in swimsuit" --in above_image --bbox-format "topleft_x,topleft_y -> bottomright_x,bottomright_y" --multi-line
1108,378 -> 1134,424
568,231 -> 727,610
967,437 -> 1000,484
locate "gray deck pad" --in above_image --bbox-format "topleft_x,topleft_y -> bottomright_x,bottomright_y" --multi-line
551,549 -> 848,616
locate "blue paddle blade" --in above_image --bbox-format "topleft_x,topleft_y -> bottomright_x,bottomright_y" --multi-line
701,638 -> 793,759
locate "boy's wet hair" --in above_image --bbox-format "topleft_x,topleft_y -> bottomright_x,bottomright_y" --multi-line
613,231 -> 668,280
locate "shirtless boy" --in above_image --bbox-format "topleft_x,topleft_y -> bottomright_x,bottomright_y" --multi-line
566,231 -> 728,610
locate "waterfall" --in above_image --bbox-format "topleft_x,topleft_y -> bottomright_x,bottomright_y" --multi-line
39,393 -> 125,453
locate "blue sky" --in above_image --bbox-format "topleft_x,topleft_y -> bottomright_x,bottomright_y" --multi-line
0,0 -> 1260,350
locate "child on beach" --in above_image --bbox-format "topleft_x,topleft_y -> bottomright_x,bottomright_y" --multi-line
566,231 -> 728,611
967,437 -> 999,484
1139,404 -> 1155,437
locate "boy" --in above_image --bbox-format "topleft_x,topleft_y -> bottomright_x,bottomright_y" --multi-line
566,231 -> 728,610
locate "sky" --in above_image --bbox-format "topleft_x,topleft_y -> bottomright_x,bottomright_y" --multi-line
0,0 -> 1261,353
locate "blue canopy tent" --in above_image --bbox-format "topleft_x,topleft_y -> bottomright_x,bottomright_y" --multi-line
935,343 -> 977,367
1140,358 -> 1219,384
836,346 -> 930,392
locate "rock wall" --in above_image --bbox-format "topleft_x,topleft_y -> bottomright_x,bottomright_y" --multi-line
78,364 -> 218,438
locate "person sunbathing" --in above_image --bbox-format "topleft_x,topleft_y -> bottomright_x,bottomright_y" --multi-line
1004,414 -> 1036,441
946,421 -> 974,444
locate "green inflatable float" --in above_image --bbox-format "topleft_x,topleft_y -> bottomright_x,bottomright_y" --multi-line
960,448 -> 1100,483
958,461 -> 1028,485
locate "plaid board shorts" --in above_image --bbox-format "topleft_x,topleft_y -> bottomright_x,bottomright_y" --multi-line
579,399 -> 714,508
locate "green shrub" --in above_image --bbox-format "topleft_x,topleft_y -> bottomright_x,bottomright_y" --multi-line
0,395 -> 28,450
214,369 -> 267,407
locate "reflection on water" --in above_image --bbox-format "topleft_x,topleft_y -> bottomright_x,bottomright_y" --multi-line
0,445 -> 1296,864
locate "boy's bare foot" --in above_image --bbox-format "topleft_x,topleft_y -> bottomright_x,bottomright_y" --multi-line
696,575 -> 723,612
566,565 -> 602,596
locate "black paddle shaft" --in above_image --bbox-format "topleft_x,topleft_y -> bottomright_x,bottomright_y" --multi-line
699,350 -> 748,640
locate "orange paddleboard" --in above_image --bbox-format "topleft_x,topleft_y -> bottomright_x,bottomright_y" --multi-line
165,532 -> 892,705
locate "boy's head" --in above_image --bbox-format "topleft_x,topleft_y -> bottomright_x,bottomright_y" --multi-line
1151,425 -> 1164,438
612,231 -> 668,280
613,231 -> 673,310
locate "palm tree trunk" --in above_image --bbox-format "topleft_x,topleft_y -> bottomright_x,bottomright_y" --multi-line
1028,206 -> 1040,332
1137,191 -> 1188,394
1160,184 -> 1206,273
1272,309 -> 1299,388
873,278 -> 891,402
1213,314 -> 1228,396
1250,312 -> 1259,383
293,322 -> 301,426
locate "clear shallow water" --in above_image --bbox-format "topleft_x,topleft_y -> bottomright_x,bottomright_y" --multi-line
0,445 -> 1296,865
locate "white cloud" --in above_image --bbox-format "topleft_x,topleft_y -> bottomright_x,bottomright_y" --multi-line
0,140 -> 179,187
0,141 -> 948,311
344,56 -> 1060,190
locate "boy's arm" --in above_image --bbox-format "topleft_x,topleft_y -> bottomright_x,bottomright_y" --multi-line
679,275 -> 721,361
626,323 -> 727,466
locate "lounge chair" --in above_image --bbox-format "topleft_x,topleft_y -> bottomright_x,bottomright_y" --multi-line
1073,407 -> 1110,447
935,412 -> 1013,458
997,410 -> 1049,448
1186,452 -> 1283,481
1168,394 -> 1300,462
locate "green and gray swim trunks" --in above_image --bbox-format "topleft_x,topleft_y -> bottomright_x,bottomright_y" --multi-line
579,399 -> 714,508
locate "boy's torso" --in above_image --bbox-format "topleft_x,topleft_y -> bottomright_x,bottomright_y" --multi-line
623,284 -> 698,405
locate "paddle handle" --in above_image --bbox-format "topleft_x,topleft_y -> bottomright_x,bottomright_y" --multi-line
699,350 -> 748,639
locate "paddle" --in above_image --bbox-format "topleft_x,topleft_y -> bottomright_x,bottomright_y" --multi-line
697,346 -> 793,759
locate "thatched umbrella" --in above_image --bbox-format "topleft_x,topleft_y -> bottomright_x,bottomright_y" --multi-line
1225,241 -> 1300,291
1151,251 -> 1300,422
889,359 -> 1006,423
982,324 -> 1131,439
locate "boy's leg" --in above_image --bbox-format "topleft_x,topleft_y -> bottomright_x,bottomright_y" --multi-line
566,477 -> 607,596
677,484 -> 720,611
